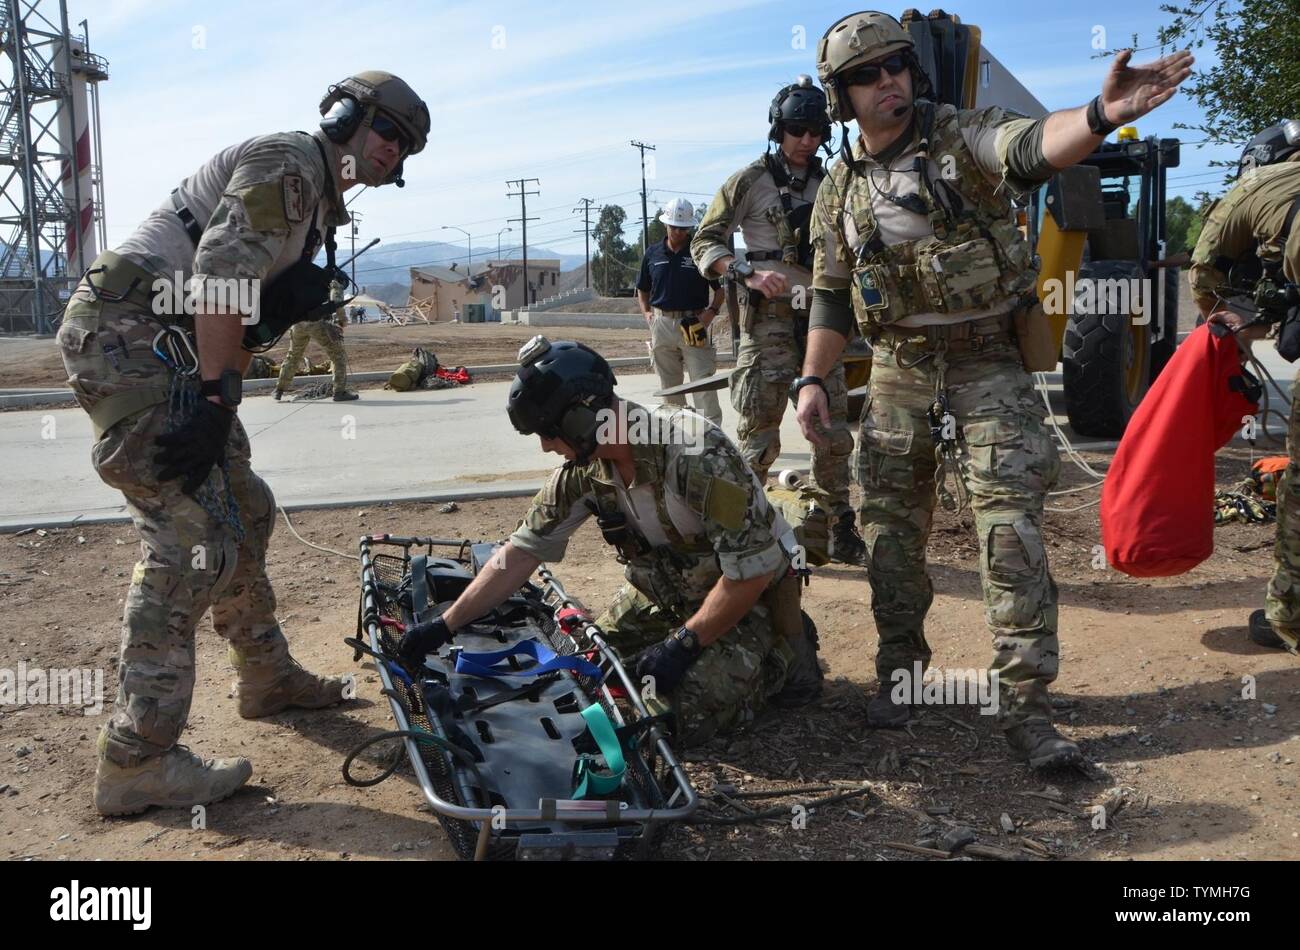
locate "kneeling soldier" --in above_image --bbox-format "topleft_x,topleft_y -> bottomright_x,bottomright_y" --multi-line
398,337 -> 823,746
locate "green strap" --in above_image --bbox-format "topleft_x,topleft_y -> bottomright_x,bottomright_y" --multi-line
88,386 -> 168,440
571,702 -> 626,799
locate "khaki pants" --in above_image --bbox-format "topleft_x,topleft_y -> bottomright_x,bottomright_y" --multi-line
649,308 -> 722,427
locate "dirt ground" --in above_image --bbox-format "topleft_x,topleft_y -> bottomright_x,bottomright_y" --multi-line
0,318 -> 736,393
2,440 -> 1298,862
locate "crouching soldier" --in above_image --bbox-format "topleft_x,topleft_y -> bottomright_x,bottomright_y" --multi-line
398,337 -> 823,746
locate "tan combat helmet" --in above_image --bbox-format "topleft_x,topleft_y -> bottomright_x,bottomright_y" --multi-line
320,70 -> 431,156
816,11 -> 914,121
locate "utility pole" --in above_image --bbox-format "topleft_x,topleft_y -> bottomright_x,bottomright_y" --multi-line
349,211 -> 363,286
573,197 -> 595,290
506,178 -> 540,306
630,141 -> 656,256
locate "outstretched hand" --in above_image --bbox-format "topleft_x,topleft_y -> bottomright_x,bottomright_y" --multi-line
1101,48 -> 1194,125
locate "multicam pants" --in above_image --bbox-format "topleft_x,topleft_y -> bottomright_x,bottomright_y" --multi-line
58,275 -> 293,767
732,296 -> 854,516
858,326 -> 1061,726
595,585 -> 791,747
1265,364 -> 1300,648
649,309 -> 722,427
276,319 -> 348,393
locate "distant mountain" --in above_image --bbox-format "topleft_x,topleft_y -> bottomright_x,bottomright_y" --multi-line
349,239 -> 585,292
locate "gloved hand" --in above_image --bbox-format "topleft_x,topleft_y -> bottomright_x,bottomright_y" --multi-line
153,399 -> 235,495
679,315 -> 708,348
633,633 -> 700,695
398,616 -> 453,670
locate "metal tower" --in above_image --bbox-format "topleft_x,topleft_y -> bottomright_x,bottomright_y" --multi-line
0,0 -> 108,334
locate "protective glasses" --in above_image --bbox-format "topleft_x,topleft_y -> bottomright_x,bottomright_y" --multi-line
842,54 -> 909,87
369,112 -> 413,154
784,123 -> 827,139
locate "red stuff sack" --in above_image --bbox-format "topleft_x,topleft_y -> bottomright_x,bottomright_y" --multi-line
1100,324 -> 1260,577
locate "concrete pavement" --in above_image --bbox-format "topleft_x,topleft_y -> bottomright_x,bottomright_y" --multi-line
2,342 -> 1293,530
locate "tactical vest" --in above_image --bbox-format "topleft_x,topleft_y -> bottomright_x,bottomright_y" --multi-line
731,155 -> 825,270
818,101 -> 1037,334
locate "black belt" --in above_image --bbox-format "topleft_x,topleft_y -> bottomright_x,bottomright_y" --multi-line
746,250 -> 785,262
171,189 -> 203,246
878,313 -> 1015,351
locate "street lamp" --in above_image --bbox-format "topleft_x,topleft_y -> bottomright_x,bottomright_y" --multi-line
497,226 -> 512,260
441,225 -> 471,272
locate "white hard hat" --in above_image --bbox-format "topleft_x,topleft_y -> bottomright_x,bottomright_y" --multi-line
658,197 -> 696,229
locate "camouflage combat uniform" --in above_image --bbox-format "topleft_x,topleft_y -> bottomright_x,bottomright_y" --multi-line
1189,160 -> 1300,646
691,155 -> 855,517
275,308 -> 350,395
509,402 -> 797,746
811,102 -> 1062,726
58,130 -> 350,767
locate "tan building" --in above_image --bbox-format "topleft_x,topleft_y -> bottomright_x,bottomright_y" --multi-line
407,258 -> 562,321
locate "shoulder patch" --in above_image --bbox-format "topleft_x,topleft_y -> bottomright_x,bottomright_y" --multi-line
236,179 -> 291,232
704,476 -> 748,531
283,175 -> 306,224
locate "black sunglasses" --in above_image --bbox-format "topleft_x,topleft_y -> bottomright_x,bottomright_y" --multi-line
842,54 -> 909,87
370,113 -> 412,153
785,123 -> 827,139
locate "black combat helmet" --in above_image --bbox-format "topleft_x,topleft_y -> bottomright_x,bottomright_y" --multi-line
769,75 -> 832,145
1237,119 -> 1300,178
507,336 -> 616,463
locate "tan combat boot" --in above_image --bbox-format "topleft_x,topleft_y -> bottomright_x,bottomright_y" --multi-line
230,642 -> 349,719
93,735 -> 252,817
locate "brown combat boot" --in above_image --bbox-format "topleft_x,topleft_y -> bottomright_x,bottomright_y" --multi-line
1249,609 -> 1300,652
230,642 -> 349,719
1004,718 -> 1084,770
866,682 -> 912,727
93,736 -> 252,817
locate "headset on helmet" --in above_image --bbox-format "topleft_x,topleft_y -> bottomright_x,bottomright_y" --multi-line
768,75 -> 833,150
507,337 -> 617,464
319,71 -> 431,187
1237,119 -> 1300,179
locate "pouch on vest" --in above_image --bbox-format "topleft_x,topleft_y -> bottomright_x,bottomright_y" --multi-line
916,237 -> 1004,312
764,483 -> 830,566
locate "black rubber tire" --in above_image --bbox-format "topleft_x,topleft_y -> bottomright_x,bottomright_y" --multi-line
1062,260 -> 1152,438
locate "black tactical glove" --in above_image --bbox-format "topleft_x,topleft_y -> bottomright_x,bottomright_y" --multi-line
679,315 -> 708,347
398,616 -> 453,670
153,400 -> 235,496
633,630 -> 701,695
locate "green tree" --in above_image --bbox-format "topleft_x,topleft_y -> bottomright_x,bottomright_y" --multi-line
1155,1 -> 1300,156
591,204 -> 631,296
1164,195 -> 1200,254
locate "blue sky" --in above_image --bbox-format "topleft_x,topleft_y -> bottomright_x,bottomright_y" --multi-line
69,0 -> 1236,276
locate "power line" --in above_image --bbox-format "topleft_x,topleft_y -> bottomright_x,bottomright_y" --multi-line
631,140 -> 656,257
506,177 -> 541,306
574,197 -> 595,291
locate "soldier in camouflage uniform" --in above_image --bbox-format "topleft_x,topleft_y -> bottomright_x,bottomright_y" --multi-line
795,12 -> 1191,767
691,77 -> 867,567
274,305 -> 357,401
1188,121 -> 1300,653
398,338 -> 823,747
58,72 -> 430,815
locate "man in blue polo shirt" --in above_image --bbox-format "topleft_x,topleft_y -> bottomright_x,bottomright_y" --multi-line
638,198 -> 725,427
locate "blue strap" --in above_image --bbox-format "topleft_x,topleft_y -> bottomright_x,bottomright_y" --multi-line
453,638 -> 603,681
572,702 -> 626,799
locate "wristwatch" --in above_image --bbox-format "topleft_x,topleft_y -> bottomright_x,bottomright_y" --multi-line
1086,96 -> 1119,136
788,375 -> 828,405
671,626 -> 702,657
199,369 -> 243,408
726,259 -> 756,282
